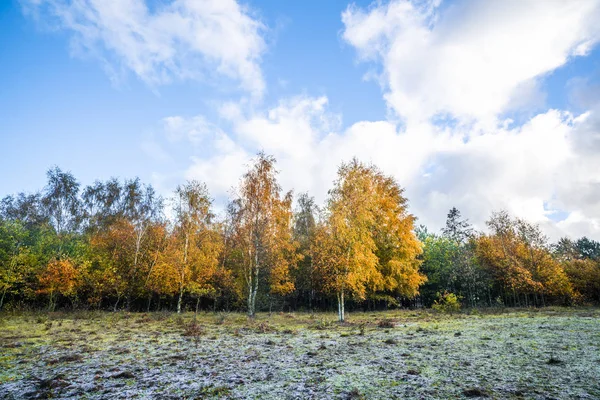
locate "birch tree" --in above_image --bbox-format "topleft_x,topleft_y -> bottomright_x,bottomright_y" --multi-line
42,167 -> 81,255
229,153 -> 295,317
314,159 -> 424,321
170,181 -> 221,314
121,179 -> 162,308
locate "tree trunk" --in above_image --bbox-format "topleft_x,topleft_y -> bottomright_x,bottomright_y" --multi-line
341,291 -> 345,321
113,295 -> 121,312
337,290 -> 345,322
249,264 -> 259,317
247,288 -> 253,317
0,288 -> 6,311
48,292 -> 55,312
541,292 -> 546,307
177,287 -> 184,314
146,293 -> 152,312
251,283 -> 258,316
195,297 -> 200,321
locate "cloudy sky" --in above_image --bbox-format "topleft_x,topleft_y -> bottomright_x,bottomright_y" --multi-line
1,0 -> 600,240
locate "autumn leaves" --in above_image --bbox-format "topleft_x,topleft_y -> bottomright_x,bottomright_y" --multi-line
0,154 -> 426,318
2,154 -> 599,316
313,159 -> 425,321
192,154 -> 425,321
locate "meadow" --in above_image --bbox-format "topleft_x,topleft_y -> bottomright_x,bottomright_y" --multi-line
1,308 -> 599,399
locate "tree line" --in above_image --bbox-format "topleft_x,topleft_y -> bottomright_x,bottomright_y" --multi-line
1,154 -> 599,320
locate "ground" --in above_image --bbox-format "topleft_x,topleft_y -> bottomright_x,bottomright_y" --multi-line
0,308 -> 599,399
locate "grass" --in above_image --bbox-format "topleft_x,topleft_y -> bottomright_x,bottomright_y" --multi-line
0,308 -> 599,399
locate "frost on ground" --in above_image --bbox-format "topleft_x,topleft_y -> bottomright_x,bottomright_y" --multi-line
0,308 -> 599,399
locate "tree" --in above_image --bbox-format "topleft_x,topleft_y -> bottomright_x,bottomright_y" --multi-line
574,237 -> 600,261
432,291 -> 462,315
554,237 -> 600,303
553,237 -> 578,261
292,193 -> 320,310
120,179 -> 163,307
314,159 -> 424,321
563,258 -> 600,303
42,167 -> 81,248
369,169 -> 425,304
81,178 -> 123,231
38,258 -> 80,311
438,208 -> 484,307
419,233 -> 461,305
228,153 -> 296,317
88,218 -> 131,311
167,181 -> 221,314
4,163 -> 600,312
475,211 -> 573,306
442,207 -> 473,243
0,220 -> 29,309
1,193 -> 48,229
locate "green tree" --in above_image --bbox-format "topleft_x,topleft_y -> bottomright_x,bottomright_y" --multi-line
0,220 -> 29,309
42,167 -> 81,255
292,193 -> 320,310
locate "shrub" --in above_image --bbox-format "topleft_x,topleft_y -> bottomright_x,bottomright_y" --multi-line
182,321 -> 204,337
311,319 -> 331,330
255,321 -> 274,334
358,323 -> 366,336
214,313 -> 227,325
432,291 -> 462,315
377,319 -> 395,328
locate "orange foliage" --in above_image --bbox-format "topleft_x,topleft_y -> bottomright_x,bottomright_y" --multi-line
38,258 -> 80,310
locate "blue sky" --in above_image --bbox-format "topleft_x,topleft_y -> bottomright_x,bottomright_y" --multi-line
1,0 -> 600,239
0,0 -> 385,193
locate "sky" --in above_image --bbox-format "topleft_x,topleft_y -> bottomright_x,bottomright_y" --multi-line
1,0 -> 600,240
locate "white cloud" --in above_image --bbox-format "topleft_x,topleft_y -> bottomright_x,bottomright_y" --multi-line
161,92 -> 600,240
342,0 -> 600,124
338,0 -> 600,239
409,110 -> 575,230
553,108 -> 600,236
18,0 -> 600,241
22,0 -> 267,95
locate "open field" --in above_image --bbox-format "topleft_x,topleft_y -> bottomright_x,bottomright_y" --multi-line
1,308 -> 599,399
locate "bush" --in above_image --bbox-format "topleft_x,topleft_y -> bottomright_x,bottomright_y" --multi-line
182,321 -> 204,337
432,291 -> 462,315
214,313 -> 227,325
378,318 -> 395,328
256,321 -> 273,333
311,319 -> 331,330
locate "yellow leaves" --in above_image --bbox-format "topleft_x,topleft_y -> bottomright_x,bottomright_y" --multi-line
475,213 -> 575,298
149,239 -> 181,296
387,258 -> 427,298
150,224 -> 223,298
230,153 -> 296,306
314,158 -> 424,301
269,262 -> 295,296
38,258 -> 80,297
563,258 -> 600,302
